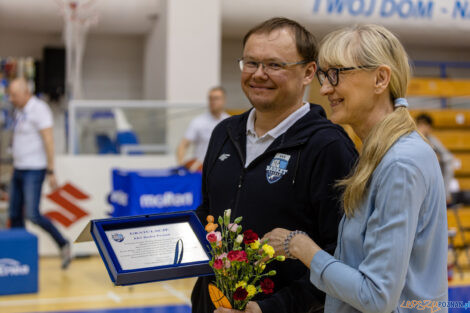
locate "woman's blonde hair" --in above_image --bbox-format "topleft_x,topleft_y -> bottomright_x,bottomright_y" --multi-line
318,24 -> 417,216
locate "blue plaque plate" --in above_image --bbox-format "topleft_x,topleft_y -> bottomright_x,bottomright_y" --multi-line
77,211 -> 212,286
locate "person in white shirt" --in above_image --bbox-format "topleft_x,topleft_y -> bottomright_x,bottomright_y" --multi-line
416,113 -> 455,203
8,78 -> 71,269
176,87 -> 230,171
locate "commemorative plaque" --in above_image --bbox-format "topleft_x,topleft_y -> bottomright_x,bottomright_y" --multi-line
76,211 -> 212,285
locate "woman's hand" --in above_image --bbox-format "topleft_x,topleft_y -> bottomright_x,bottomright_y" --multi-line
214,301 -> 262,313
264,228 -> 322,268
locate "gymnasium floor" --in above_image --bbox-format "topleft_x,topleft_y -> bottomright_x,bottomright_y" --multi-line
0,257 -> 194,313
0,256 -> 469,313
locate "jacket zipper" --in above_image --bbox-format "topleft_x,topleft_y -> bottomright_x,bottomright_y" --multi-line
292,149 -> 302,185
227,130 -> 246,217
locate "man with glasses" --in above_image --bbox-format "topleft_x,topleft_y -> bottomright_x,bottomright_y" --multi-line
192,18 -> 357,313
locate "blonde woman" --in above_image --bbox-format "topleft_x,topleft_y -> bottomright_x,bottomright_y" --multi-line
264,24 -> 448,313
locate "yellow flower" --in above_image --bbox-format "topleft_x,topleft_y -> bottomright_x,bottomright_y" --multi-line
250,240 -> 260,250
260,263 -> 266,270
262,244 -> 275,258
246,285 -> 257,297
235,281 -> 247,289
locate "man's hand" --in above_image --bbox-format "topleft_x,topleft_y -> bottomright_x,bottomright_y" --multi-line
187,159 -> 203,172
176,138 -> 191,165
48,173 -> 58,190
263,228 -> 291,258
214,301 -> 262,313
39,127 -> 57,190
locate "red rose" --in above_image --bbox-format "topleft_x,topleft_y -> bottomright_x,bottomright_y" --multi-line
260,278 -> 275,294
237,251 -> 248,262
233,287 -> 248,301
206,231 -> 221,243
207,233 -> 217,242
243,230 -> 259,244
227,250 -> 248,263
227,250 -> 237,261
213,259 -> 223,270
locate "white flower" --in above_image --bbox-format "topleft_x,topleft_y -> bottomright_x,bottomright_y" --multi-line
236,234 -> 243,243
224,209 -> 232,218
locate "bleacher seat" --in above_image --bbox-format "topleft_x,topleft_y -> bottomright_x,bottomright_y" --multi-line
458,178 -> 470,190
454,153 -> 470,176
116,130 -> 142,155
410,110 -> 470,128
96,134 -> 117,154
432,130 -> 470,152
448,206 -> 470,247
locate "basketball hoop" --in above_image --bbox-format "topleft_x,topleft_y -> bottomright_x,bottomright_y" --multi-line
55,0 -> 99,100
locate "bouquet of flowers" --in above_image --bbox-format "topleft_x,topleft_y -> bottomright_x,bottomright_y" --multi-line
205,209 -> 285,310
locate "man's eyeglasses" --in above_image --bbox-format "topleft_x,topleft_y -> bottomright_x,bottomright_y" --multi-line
238,58 -> 308,75
316,66 -> 375,86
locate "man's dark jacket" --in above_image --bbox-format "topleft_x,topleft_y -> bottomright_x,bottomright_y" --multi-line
191,103 -> 358,313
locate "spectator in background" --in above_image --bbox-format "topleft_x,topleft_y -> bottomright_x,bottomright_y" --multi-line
8,78 -> 71,269
416,113 -> 455,202
176,86 -> 230,171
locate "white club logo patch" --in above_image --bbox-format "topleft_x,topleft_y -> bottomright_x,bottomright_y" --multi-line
218,153 -> 230,161
266,153 -> 290,184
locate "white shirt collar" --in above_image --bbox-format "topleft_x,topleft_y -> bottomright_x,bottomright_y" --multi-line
246,102 -> 310,139
19,96 -> 35,113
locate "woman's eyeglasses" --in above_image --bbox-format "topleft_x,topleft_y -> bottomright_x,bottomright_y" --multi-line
316,66 -> 375,86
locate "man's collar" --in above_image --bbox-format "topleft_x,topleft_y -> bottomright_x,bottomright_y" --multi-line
246,108 -> 258,137
246,102 -> 309,139
19,96 -> 34,112
246,108 -> 276,140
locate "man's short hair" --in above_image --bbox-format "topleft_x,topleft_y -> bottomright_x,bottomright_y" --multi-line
416,113 -> 433,126
209,86 -> 226,95
242,17 -> 318,63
